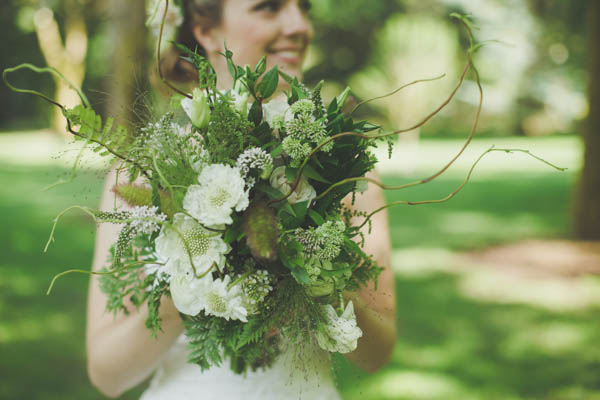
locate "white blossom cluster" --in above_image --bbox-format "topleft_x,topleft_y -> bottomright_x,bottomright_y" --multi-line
129,205 -> 167,236
236,148 -> 273,177
296,220 -> 346,260
241,270 -> 273,309
282,99 -> 331,166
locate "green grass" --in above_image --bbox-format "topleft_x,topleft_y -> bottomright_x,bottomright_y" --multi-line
1,136 -> 598,400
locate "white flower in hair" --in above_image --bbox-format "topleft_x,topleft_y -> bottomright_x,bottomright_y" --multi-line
155,213 -> 229,278
315,301 -> 363,354
146,0 -> 184,45
183,164 -> 249,227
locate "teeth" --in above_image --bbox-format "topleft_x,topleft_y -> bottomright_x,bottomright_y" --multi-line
275,51 -> 300,58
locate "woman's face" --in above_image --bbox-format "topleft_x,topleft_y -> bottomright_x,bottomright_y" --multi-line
194,0 -> 313,90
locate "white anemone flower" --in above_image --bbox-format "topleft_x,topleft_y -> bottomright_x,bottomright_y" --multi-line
269,166 -> 316,205
183,164 -> 249,227
262,98 -> 292,129
155,213 -> 229,277
201,275 -> 248,322
169,273 -> 208,316
315,301 -> 363,354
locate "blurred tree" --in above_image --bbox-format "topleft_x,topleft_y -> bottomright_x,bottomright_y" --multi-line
33,0 -> 88,136
104,0 -> 149,130
574,0 -> 600,239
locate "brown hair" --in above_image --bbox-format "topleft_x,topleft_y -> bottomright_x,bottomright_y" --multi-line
158,0 -> 223,85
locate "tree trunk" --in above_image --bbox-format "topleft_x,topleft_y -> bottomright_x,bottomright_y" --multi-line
105,0 -> 148,130
574,0 -> 600,239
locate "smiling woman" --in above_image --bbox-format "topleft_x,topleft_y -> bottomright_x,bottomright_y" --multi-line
161,0 -> 313,90
86,0 -> 395,399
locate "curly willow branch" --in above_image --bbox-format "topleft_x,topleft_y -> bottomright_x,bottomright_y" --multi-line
157,0 -> 192,98
356,146 -> 567,230
46,260 -> 161,295
3,63 -> 91,108
268,19 -> 475,206
350,74 -> 446,115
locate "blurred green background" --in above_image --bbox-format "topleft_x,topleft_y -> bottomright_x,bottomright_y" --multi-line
1,0 -> 599,399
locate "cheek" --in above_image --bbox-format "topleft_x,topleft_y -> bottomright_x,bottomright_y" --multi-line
225,20 -> 279,66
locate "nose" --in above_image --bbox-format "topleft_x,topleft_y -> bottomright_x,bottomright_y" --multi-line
280,2 -> 313,40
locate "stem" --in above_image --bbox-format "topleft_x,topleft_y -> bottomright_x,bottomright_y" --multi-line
46,260 -> 161,295
156,0 -> 192,99
356,146 -> 567,230
350,74 -> 446,115
3,63 -> 91,108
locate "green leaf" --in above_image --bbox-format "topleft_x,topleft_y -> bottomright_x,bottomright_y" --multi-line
302,164 -> 330,184
285,167 -> 297,183
256,66 -> 279,99
291,267 -> 310,285
307,209 -> 325,226
248,101 -> 262,125
270,144 -> 284,158
291,200 -> 309,223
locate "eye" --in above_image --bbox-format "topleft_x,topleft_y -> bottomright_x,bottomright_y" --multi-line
254,0 -> 280,13
299,0 -> 312,13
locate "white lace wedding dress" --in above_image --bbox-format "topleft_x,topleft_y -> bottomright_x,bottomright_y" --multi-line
140,333 -> 342,400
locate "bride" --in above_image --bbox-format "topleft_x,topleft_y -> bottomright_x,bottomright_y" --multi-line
86,0 -> 396,398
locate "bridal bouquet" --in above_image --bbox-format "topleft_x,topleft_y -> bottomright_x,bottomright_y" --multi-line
43,47 -> 388,373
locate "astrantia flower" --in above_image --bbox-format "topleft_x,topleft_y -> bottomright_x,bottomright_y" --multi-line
269,166 -> 316,205
155,213 -> 229,277
202,275 -> 248,322
183,164 -> 249,226
315,301 -> 362,353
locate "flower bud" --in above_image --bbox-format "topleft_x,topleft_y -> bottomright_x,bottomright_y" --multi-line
181,88 -> 210,129
336,86 -> 351,109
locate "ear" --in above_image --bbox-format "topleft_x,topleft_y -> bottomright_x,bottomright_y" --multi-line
192,24 -> 221,54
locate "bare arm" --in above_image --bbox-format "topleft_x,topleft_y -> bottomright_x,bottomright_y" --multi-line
343,170 -> 396,373
86,167 -> 184,398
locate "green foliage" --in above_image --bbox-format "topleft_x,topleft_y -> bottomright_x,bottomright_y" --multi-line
202,98 -> 255,165
63,105 -> 130,156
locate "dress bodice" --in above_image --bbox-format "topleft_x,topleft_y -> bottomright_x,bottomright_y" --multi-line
140,334 -> 342,400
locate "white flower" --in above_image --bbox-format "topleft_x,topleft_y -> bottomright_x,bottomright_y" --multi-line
169,273 -> 247,321
129,205 -> 167,235
262,98 -> 292,129
170,273 -> 207,316
230,89 -> 250,117
183,164 -> 249,227
315,301 -> 362,354
202,275 -> 248,322
155,213 -> 229,277
146,0 -> 183,49
181,89 -> 211,129
269,166 -> 316,205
